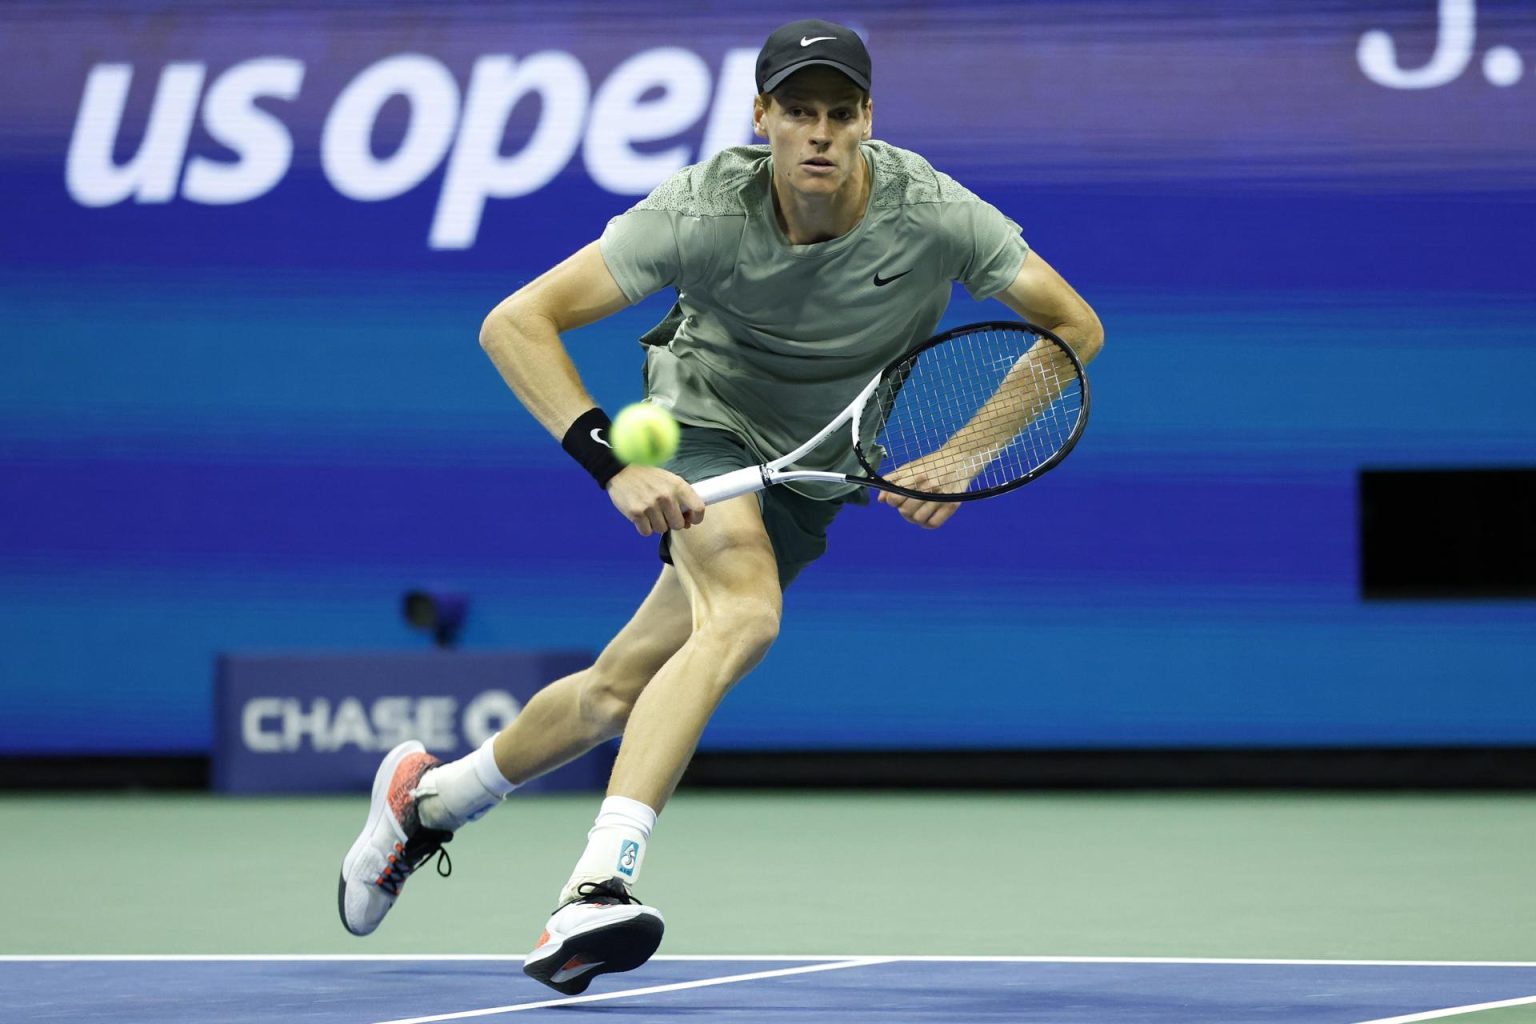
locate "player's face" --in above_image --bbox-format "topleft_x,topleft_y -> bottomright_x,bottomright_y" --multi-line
754,68 -> 872,198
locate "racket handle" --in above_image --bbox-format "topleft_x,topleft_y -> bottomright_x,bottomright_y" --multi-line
692,466 -> 767,505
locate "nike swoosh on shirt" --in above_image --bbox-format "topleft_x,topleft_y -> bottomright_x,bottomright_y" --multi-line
551,959 -> 607,983
873,269 -> 912,287
800,36 -> 836,46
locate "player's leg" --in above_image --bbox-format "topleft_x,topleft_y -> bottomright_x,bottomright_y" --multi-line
337,567 -> 692,938
497,567 -> 694,780
418,567 -> 694,819
602,501 -> 781,810
523,495 -> 781,993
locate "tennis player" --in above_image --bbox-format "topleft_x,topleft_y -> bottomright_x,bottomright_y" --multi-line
338,19 -> 1103,993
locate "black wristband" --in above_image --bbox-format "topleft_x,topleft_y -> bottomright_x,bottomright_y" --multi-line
561,407 -> 627,489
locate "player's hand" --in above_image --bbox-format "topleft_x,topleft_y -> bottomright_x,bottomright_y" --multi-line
606,466 -> 705,537
878,488 -> 962,529
877,452 -> 972,529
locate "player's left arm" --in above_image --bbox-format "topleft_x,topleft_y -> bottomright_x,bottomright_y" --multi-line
995,250 -> 1104,364
880,250 -> 1102,529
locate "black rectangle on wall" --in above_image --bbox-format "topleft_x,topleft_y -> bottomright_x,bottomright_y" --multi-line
1360,468 -> 1536,599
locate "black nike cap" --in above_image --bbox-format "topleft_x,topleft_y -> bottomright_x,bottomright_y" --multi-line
755,19 -> 871,94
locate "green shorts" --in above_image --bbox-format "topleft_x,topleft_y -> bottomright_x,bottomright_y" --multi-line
658,425 -> 860,588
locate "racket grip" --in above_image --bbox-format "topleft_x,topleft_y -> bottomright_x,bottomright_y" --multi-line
692,466 -> 767,505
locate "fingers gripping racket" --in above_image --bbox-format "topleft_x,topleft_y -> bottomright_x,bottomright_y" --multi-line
691,321 -> 1090,506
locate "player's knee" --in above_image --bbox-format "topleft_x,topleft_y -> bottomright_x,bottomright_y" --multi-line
589,628 -> 685,714
575,671 -> 636,737
698,597 -> 781,675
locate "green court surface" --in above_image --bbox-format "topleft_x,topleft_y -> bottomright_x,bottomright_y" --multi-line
6,790 -> 1534,967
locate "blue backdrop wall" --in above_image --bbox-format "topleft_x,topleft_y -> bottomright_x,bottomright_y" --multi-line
2,0 -> 1533,754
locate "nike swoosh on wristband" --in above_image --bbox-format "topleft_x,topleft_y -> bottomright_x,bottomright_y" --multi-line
800,35 -> 836,46
551,959 -> 607,983
591,428 -> 611,448
873,269 -> 912,286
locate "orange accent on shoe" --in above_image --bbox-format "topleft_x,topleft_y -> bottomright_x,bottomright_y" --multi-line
560,955 -> 588,972
534,930 -> 551,949
387,752 -> 441,822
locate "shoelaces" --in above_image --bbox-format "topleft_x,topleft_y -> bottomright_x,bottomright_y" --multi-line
374,829 -> 453,895
574,879 -> 640,905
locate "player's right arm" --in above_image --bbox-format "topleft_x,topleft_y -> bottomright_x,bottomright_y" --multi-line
479,241 -> 703,536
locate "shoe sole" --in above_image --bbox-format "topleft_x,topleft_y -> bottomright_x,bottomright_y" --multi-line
337,739 -> 425,936
522,911 -> 665,995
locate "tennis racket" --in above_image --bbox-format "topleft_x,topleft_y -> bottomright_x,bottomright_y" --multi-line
691,320 -> 1090,506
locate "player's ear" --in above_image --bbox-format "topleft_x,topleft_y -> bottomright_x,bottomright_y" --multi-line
863,95 -> 873,139
753,94 -> 769,139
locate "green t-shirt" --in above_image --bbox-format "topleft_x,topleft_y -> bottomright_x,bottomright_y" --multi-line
598,140 -> 1029,498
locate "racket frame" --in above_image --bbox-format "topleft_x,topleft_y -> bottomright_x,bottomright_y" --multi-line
691,320 -> 1090,506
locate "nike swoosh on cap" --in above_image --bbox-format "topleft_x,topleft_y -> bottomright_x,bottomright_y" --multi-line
800,35 -> 836,46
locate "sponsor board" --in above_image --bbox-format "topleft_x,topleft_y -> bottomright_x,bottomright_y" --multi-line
51,0 -> 1533,257
213,649 -> 605,793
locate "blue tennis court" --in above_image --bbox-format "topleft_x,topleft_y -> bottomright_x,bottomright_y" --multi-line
6,956 -> 1536,1024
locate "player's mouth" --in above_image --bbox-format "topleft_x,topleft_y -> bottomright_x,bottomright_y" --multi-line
801,156 -> 836,175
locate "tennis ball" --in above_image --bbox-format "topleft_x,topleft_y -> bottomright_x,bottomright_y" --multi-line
610,402 -> 680,466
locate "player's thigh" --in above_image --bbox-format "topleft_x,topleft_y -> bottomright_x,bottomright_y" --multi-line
668,495 -> 782,634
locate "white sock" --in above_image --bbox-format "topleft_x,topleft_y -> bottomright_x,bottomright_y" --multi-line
558,796 -> 657,904
415,736 -> 519,831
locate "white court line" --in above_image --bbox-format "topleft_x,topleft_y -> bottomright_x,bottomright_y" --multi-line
1351,993 -> 1536,1023
0,955 -> 838,963
366,958 -> 898,1024
0,955 -> 542,963
3,954 -> 1536,967
775,956 -> 1536,969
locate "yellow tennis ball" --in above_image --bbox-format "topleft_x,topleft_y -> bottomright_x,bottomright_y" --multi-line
610,403 -> 680,466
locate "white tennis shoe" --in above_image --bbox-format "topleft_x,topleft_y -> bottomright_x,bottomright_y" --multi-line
522,880 -> 665,995
337,740 -> 455,937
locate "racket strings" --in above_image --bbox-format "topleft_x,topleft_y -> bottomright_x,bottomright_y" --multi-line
860,326 -> 1085,497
